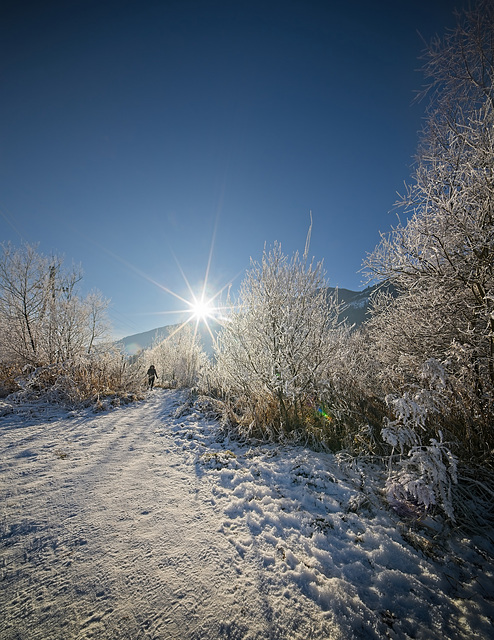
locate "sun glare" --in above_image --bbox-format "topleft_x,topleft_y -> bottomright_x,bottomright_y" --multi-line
190,296 -> 215,322
114,212 -> 238,345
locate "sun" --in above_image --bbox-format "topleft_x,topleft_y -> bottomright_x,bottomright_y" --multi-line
122,214 -> 238,345
190,295 -> 216,322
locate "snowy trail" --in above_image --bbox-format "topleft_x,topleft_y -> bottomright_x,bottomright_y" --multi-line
0,391 -> 255,639
1,389 -> 493,640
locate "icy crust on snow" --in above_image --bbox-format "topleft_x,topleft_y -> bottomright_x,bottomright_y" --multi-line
0,389 -> 493,640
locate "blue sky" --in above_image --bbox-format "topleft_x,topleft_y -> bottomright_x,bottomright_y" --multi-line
0,0 -> 470,338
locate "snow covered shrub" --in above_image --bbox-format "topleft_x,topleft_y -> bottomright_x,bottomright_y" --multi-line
214,233 -> 342,442
364,2 -> 494,454
7,344 -> 142,408
0,242 -> 137,407
0,242 -> 110,367
301,400 -> 352,452
382,360 -> 458,520
314,325 -> 390,455
0,363 -> 23,397
145,323 -> 206,389
197,357 -> 224,398
385,434 -> 458,521
367,286 -> 493,455
452,461 -> 494,537
382,393 -> 427,455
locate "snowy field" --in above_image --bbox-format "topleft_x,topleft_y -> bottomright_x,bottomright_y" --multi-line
1,388 -> 493,640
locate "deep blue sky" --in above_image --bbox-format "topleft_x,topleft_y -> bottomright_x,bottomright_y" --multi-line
0,0 -> 471,338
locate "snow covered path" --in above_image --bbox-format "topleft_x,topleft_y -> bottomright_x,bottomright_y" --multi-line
1,389 -> 493,639
0,391 -> 254,639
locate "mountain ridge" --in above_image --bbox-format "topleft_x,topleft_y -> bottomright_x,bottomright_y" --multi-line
117,283 -> 394,356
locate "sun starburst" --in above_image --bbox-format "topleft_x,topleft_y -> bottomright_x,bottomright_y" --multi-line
93,211 -> 239,346
189,295 -> 217,322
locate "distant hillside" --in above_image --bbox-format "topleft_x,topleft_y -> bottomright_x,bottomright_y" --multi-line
117,319 -> 222,357
117,283 -> 396,357
331,282 -> 397,327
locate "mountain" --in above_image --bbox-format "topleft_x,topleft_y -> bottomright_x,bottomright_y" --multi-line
116,319 -> 222,357
330,282 -> 397,327
117,283 -> 396,357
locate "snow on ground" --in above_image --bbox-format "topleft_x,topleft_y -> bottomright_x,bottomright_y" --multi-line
0,388 -> 493,640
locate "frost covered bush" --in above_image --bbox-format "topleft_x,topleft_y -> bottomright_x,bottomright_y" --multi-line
385,434 -> 458,521
382,361 -> 458,520
316,325 -> 390,454
0,363 -> 23,398
0,242 -> 110,367
364,2 -> 494,454
214,236 -> 342,442
8,347 -> 143,409
0,242 -> 138,407
197,357 -> 224,398
145,323 -> 206,389
452,461 -> 494,536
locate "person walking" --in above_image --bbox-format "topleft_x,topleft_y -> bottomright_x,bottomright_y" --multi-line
147,365 -> 158,389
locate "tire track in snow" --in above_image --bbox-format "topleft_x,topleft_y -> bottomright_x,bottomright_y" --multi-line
0,390 -> 270,640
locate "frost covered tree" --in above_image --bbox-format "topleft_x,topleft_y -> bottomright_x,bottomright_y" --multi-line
0,242 -> 110,366
146,323 -> 205,389
0,243 -> 52,365
364,1 -> 494,451
215,235 -> 341,440
0,242 -> 147,405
